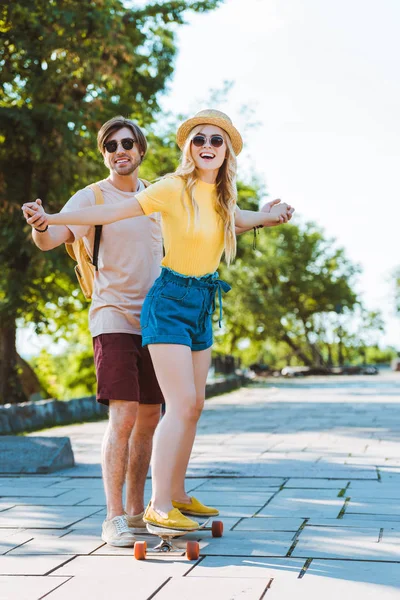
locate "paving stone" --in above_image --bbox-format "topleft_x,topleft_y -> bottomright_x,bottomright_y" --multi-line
0,576 -> 70,600
276,488 -> 343,499
187,556 -> 304,578
2,490 -> 97,506
53,554 -> 192,577
214,506 -> 263,518
8,533 -> 104,555
349,489 -> 400,500
43,574 -> 169,600
268,574 -> 400,598
305,557 -> 400,585
348,480 -> 400,489
0,503 -> 15,512
0,506 -> 102,528
0,531 -> 33,554
283,478 -> 349,488
0,554 -> 73,575
342,513 -> 400,523
234,517 -> 305,532
200,530 -> 294,557
55,464 -> 102,477
0,486 -> 67,497
195,478 -> 283,491
285,559 -> 400,596
184,490 -> 274,507
257,497 -> 345,519
46,478 -> 106,489
0,476 -> 63,487
292,526 -> 400,560
152,576 -> 268,599
307,518 -> 400,530
381,530 -> 400,542
346,500 -> 400,516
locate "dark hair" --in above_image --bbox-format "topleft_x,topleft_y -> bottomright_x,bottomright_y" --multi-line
97,116 -> 147,158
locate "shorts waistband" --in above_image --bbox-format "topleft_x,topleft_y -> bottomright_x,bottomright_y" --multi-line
160,267 -> 220,288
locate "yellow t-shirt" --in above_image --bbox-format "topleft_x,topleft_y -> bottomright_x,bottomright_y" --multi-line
136,176 -> 225,276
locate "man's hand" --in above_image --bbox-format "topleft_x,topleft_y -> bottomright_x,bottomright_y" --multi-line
262,199 -> 294,224
260,199 -> 282,214
22,199 -> 49,230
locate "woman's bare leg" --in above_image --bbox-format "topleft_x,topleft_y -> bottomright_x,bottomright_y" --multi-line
171,347 -> 211,502
147,343 -> 199,514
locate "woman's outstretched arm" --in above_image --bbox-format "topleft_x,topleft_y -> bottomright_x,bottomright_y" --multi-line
235,201 -> 294,229
22,197 -> 145,226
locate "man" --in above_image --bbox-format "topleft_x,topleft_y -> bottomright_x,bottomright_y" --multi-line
23,116 -> 164,547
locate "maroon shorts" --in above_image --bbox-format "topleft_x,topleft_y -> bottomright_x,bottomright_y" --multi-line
93,333 -> 164,406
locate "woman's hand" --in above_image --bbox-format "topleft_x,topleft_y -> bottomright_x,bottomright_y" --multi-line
22,199 -> 49,230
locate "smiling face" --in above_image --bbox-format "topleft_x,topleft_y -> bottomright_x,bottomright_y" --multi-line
103,126 -> 143,176
190,124 -> 227,172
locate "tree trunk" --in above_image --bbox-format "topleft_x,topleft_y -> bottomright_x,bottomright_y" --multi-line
281,332 -> 313,366
0,322 -> 27,405
327,344 -> 333,367
309,342 -> 326,367
338,327 -> 344,366
16,353 -> 44,399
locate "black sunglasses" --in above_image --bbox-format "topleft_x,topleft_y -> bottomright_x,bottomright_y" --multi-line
104,138 -> 136,153
192,134 -> 225,148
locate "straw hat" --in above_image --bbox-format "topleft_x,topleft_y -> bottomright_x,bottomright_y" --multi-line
176,109 -> 243,156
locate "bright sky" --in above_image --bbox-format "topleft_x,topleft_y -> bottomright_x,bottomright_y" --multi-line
18,0 -> 400,357
158,0 -> 400,348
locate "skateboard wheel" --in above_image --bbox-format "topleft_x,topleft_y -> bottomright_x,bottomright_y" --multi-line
186,540 -> 200,560
134,540 -> 147,560
211,520 -> 223,538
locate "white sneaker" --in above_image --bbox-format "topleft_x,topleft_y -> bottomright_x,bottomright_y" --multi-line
101,515 -> 136,547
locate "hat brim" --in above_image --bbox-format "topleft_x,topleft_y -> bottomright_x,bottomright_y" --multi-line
176,117 -> 243,156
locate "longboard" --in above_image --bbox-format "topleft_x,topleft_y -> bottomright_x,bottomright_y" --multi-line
133,517 -> 223,560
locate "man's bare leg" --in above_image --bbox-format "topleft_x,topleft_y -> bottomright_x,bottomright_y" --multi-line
102,400 -> 138,519
125,403 -> 161,516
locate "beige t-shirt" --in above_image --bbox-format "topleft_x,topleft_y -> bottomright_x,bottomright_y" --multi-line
61,179 -> 163,337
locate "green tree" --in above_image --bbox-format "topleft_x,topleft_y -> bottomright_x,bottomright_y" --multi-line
0,0 -> 221,403
216,218 -> 361,367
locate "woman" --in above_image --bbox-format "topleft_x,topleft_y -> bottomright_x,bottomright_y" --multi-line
23,109 -> 294,531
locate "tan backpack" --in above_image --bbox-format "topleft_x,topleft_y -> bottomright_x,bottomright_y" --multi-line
65,180 -> 150,300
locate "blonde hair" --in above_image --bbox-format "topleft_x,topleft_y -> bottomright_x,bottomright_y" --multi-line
172,125 -> 237,265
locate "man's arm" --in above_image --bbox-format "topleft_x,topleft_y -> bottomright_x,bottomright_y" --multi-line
23,196 -> 144,226
23,199 -> 74,250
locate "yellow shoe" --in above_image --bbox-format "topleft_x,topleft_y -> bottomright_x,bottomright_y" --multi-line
172,496 -> 219,517
143,505 -> 199,531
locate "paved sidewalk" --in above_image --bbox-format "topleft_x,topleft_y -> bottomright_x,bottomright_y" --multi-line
1,373 -> 400,599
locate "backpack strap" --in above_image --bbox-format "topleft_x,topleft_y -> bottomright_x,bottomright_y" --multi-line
87,183 -> 104,271
87,180 -> 148,271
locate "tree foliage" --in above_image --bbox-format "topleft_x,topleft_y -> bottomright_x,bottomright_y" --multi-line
216,217 -> 365,367
0,0 -> 221,403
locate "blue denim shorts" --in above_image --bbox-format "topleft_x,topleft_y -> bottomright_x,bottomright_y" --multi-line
141,268 -> 231,351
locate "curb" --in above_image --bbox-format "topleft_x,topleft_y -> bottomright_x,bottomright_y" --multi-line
0,374 -> 247,434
